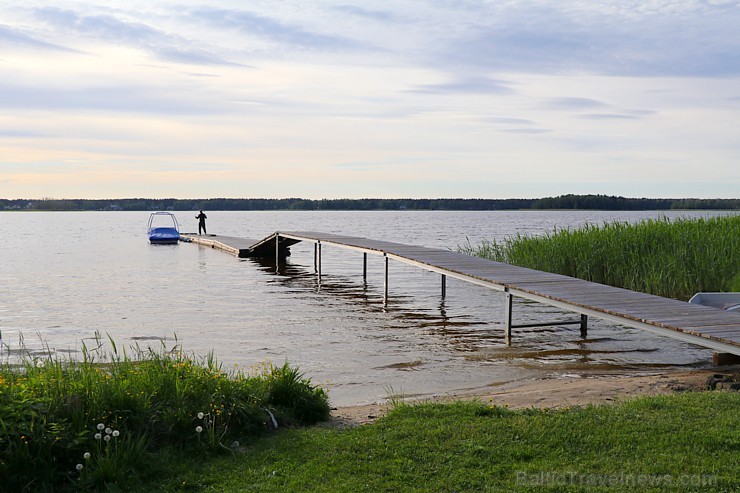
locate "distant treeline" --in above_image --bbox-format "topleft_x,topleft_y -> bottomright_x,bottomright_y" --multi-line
1,195 -> 738,211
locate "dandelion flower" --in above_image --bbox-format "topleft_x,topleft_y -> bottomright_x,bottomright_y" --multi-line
103,435 -> 111,442
94,433 -> 102,440
195,426 -> 203,433
197,412 -> 204,420
112,430 -> 120,437
96,423 -> 105,431
105,427 -> 112,435
83,452 -> 91,459
36,360 -> 45,368
76,464 -> 83,471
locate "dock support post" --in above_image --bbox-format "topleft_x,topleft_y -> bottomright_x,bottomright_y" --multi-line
383,254 -> 389,305
441,274 -> 446,298
713,352 -> 740,366
314,243 -> 317,273
317,241 -> 322,284
504,289 -> 513,346
275,233 -> 280,272
363,252 -> 367,282
580,314 -> 588,338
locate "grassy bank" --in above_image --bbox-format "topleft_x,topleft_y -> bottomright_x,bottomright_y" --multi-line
460,214 -> 740,300
131,391 -> 739,492
0,336 -> 330,491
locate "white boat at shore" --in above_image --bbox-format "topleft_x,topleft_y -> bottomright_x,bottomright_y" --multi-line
689,292 -> 740,312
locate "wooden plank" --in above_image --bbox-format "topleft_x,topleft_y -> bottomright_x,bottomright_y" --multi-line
675,323 -> 740,333
192,230 -> 740,353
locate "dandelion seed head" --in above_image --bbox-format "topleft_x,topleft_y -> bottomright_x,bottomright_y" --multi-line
197,412 -> 204,420
105,427 -> 112,435
103,435 -> 111,442
94,433 -> 102,440
83,452 -> 91,459
195,426 -> 203,433
96,423 -> 105,431
112,430 -> 120,437
76,464 -> 83,471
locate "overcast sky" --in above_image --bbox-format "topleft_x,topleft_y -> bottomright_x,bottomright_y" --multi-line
1,1 -> 739,199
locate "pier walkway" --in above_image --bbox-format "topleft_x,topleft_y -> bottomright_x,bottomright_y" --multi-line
181,232 -> 740,357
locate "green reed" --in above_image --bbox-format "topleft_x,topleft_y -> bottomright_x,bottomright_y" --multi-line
460,214 -> 740,300
0,334 -> 330,491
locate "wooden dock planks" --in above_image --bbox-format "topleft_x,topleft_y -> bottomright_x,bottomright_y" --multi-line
182,230 -> 740,355
180,234 -> 259,258
274,231 -> 740,354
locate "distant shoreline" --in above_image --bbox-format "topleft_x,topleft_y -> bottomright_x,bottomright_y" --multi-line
2,194 -> 738,211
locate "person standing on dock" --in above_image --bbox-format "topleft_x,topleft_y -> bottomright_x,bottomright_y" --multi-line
196,210 -> 207,235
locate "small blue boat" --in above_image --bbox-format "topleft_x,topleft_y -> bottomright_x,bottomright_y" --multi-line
147,212 -> 180,244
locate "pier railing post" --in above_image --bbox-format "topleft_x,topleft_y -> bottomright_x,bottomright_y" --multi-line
580,314 -> 588,338
383,254 -> 389,305
314,243 -> 317,273
363,252 -> 367,283
317,241 -> 322,285
504,289 -> 513,346
441,274 -> 446,298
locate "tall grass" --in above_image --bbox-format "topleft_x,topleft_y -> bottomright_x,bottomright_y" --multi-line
0,334 -> 330,491
460,214 -> 740,300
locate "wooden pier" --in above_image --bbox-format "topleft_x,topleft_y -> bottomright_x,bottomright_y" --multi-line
181,232 -> 740,357
180,234 -> 258,257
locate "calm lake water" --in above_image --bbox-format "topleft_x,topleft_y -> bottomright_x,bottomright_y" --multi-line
0,210 -> 733,405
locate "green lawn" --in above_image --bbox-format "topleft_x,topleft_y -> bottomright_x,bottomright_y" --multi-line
136,391 -> 739,492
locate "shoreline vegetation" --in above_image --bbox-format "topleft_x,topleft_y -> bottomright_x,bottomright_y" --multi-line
460,214 -> 740,300
3,337 -> 738,491
0,335 -> 329,491
1,194 -> 739,211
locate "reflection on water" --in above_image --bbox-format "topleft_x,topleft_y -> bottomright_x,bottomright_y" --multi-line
1,210 -> 731,405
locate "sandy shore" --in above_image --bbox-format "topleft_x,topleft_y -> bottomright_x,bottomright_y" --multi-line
329,367 -> 739,428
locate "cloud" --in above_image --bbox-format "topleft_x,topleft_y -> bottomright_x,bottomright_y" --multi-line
485,116 -> 535,125
0,81 -> 227,116
0,23 -> 77,52
14,2 -> 740,77
430,1 -> 740,77
500,128 -> 551,134
29,6 -> 237,66
188,7 -> 364,51
0,128 -> 48,138
409,76 -> 514,95
332,5 -> 398,22
579,113 -> 639,120
545,97 -> 610,110
1,1 -> 738,200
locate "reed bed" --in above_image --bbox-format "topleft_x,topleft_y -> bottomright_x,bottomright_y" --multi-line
460,214 -> 740,300
0,334 -> 330,491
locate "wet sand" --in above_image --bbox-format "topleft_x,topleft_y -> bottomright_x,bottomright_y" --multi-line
329,367 -> 739,428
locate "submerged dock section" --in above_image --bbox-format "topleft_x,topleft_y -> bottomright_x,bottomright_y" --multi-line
181,233 -> 294,258
182,231 -> 740,357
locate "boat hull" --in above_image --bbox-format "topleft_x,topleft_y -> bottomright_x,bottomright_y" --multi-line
148,227 -> 180,244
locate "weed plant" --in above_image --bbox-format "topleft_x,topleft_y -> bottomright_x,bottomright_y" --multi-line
0,334 -> 330,491
460,214 -> 740,300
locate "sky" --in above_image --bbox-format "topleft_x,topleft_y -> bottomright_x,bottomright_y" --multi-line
1,1 -> 739,199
